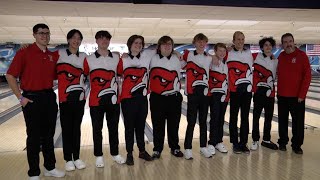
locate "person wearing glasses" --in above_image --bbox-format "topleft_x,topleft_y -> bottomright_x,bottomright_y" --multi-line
6,23 -> 65,180
149,36 -> 185,159
277,33 -> 311,154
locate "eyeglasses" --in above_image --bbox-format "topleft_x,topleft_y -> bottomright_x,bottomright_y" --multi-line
36,32 -> 51,36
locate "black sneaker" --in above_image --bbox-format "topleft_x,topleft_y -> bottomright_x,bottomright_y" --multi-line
292,147 -> 303,154
233,145 -> 242,154
241,145 -> 250,154
126,154 -> 134,166
152,151 -> 161,159
279,145 -> 287,151
261,141 -> 279,150
139,151 -> 153,161
171,149 -> 183,157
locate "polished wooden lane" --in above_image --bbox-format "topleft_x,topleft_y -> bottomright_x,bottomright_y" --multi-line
0,130 -> 319,180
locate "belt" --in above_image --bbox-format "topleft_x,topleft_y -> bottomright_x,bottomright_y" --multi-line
23,89 -> 53,95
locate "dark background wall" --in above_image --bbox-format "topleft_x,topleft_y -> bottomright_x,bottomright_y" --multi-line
48,0 -> 320,9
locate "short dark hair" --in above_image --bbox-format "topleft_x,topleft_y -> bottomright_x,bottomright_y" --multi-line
95,30 -> 112,39
192,33 -> 208,44
67,29 -> 83,41
214,43 -> 227,51
157,36 -> 174,54
281,33 -> 294,44
259,37 -> 276,50
33,23 -> 49,33
127,35 -> 145,52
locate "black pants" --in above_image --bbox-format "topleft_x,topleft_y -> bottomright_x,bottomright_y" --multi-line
60,100 -> 85,161
121,96 -> 148,153
184,94 -> 209,149
90,104 -> 120,156
150,92 -> 182,153
229,92 -> 252,146
22,90 -> 58,177
208,94 -> 228,146
277,96 -> 305,148
252,94 -> 274,141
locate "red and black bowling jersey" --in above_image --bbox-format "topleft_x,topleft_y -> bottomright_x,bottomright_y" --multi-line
84,51 -> 120,107
117,50 -> 155,101
149,54 -> 183,95
226,48 -> 253,93
183,50 -> 212,96
56,49 -> 87,103
208,61 -> 229,102
253,53 -> 278,97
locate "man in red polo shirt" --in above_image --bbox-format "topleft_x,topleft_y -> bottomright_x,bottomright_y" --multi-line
6,23 -> 65,180
277,33 -> 311,154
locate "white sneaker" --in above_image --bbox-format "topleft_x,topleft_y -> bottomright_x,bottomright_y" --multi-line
215,143 -> 228,153
29,176 -> 40,180
65,161 -> 75,171
96,156 -> 104,168
74,159 -> 86,170
200,147 -> 212,158
208,145 -> 216,155
44,168 -> 65,178
251,141 -> 259,151
112,154 -> 125,164
184,149 -> 193,160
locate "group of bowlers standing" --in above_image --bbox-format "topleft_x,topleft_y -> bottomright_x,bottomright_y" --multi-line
6,23 -> 311,180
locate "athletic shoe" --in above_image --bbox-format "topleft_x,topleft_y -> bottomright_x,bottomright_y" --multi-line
65,161 -> 75,171
200,147 -> 212,158
112,155 -> 125,164
208,145 -> 216,155
95,156 -> 104,168
74,159 -> 86,170
251,141 -> 259,151
261,141 -> 278,150
44,168 -> 65,178
215,143 -> 228,153
184,149 -> 193,160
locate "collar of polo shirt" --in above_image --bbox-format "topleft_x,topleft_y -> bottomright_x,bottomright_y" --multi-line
159,53 -> 172,60
95,50 -> 113,58
128,52 -> 141,59
193,50 -> 207,56
66,49 -> 79,57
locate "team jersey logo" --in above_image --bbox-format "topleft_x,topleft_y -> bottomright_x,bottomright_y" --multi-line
209,70 -> 228,102
122,67 -> 148,98
186,61 -> 208,95
227,61 -> 252,92
149,67 -> 180,95
90,69 -> 117,105
253,64 -> 274,97
57,63 -> 85,102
